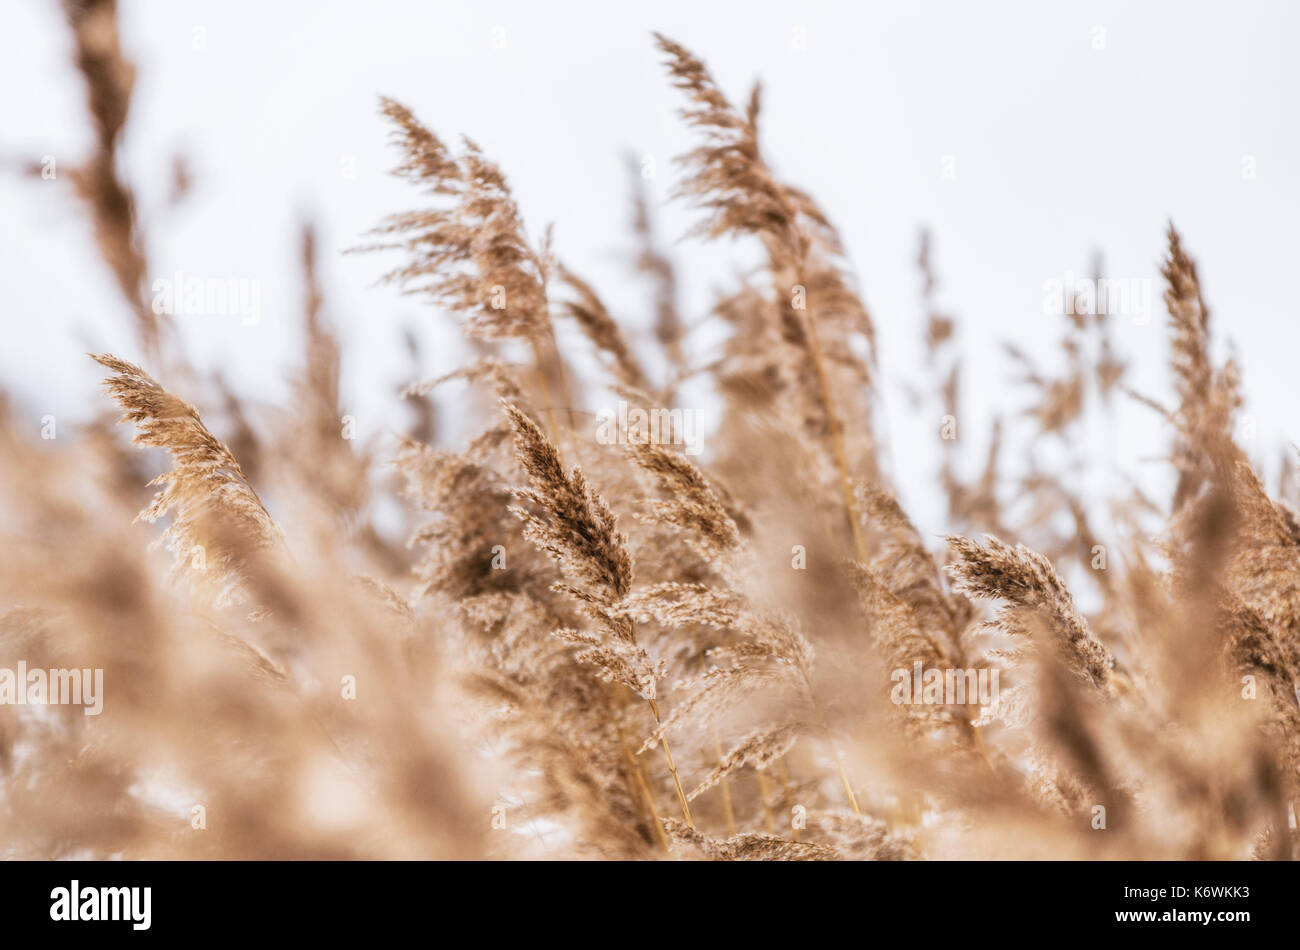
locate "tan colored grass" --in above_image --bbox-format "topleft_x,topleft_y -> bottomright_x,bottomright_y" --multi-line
1,25 -> 1296,862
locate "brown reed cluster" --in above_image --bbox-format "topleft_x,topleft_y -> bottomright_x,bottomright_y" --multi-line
2,18 -> 1298,860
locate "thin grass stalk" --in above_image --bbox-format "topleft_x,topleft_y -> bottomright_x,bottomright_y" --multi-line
615,707 -> 671,853
597,682 -> 669,852
799,294 -> 869,564
528,338 -> 569,458
712,728 -> 736,836
648,697 -> 694,828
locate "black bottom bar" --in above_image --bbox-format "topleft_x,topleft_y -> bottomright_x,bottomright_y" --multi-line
0,859 -> 1284,937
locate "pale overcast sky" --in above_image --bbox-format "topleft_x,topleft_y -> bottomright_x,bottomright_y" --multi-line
2,0 -> 1297,533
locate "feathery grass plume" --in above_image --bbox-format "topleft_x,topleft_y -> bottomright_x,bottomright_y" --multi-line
502,400 -> 699,825
1152,233 -> 1300,803
1006,338 -> 1086,437
363,96 -> 574,441
278,222 -> 376,538
803,810 -> 917,860
397,436 -> 519,603
213,370 -> 264,487
1221,463 -> 1300,656
627,155 -> 687,397
1034,637 -> 1136,836
1219,594 -> 1300,781
366,96 -> 550,339
628,439 -> 743,565
395,327 -> 438,444
499,399 -> 638,648
849,562 -> 950,673
847,543 -> 996,778
615,402 -> 866,814
856,483 -> 970,657
396,361 -> 540,605
405,356 -> 530,413
688,719 -> 801,801
654,34 -> 810,255
394,371 -> 648,851
916,232 -> 1008,535
1164,459 -> 1300,792
503,402 -> 633,615
979,246 -> 1140,584
620,582 -> 749,631
1161,224 -> 1243,514
299,223 -> 336,407
556,264 -> 651,392
707,279 -> 783,404
1086,253 -> 1130,400
1165,225 -> 1218,419
62,0 -> 164,363
655,33 -> 880,556
849,565 -> 961,732
664,819 -> 838,860
361,111 -> 665,847
946,534 -> 1115,691
462,668 -> 658,858
1153,232 -> 1274,639
92,353 -> 281,605
455,579 -> 664,855
642,596 -> 864,813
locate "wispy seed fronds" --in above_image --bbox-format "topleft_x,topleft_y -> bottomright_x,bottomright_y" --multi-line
629,440 -> 742,560
365,97 -> 552,342
504,402 -> 633,612
687,719 -> 801,801
664,819 -> 838,860
946,534 -> 1114,690
92,353 -> 280,603
556,264 -> 651,392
